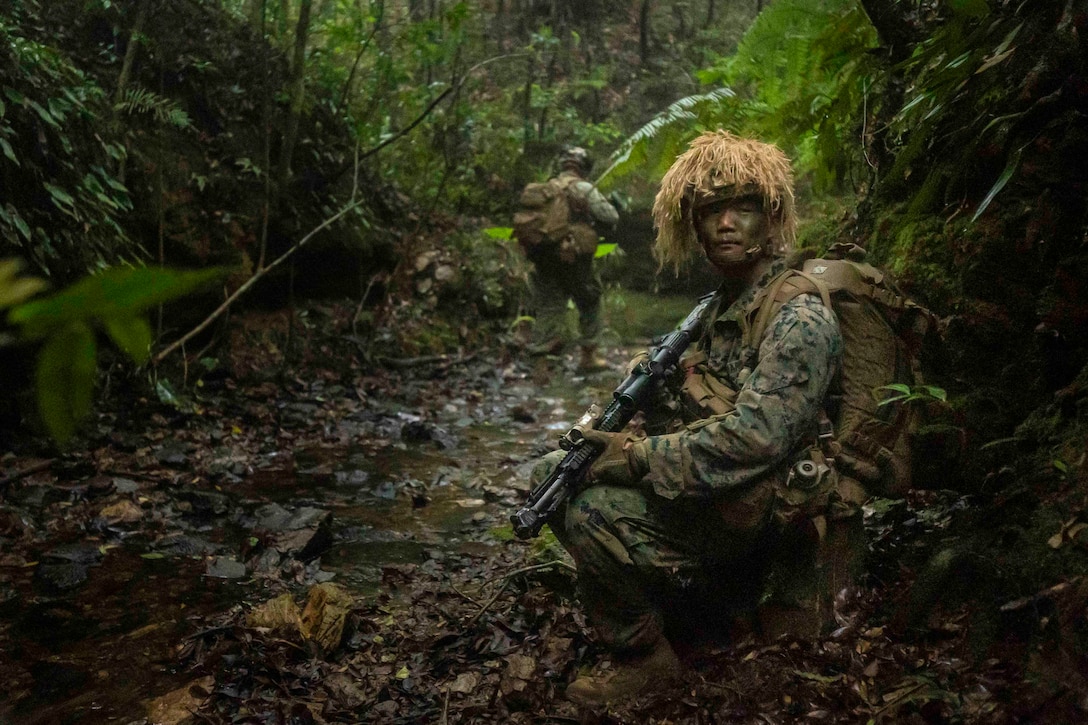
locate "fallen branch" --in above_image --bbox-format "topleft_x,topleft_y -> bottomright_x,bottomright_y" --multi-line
0,459 -> 53,493
378,353 -> 478,370
153,199 -> 362,366
463,579 -> 510,628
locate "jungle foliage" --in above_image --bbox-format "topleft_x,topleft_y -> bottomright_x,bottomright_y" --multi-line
0,0 -> 1086,472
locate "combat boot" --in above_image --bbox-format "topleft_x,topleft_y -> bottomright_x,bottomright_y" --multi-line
577,344 -> 609,372
565,638 -> 683,707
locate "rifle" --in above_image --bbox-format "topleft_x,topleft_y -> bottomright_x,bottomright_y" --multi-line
510,291 -> 719,539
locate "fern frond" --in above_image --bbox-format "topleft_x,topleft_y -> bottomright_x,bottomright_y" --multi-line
595,87 -> 736,189
116,87 -> 192,129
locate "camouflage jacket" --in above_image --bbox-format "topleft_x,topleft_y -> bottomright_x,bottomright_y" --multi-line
629,259 -> 843,500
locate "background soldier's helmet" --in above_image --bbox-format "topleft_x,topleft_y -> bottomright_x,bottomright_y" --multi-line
558,146 -> 593,176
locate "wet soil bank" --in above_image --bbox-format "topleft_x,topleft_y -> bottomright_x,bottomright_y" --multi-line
1,308 -> 1086,724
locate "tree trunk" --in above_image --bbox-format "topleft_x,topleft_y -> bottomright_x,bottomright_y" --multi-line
114,0 -> 150,185
277,0 -> 314,191
859,0 -> 922,63
705,0 -> 715,27
639,0 -> 652,64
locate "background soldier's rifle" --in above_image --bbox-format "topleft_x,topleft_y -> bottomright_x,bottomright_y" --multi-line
510,292 -> 718,539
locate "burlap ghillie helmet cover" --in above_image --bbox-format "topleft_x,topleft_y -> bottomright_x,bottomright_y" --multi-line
652,130 -> 797,273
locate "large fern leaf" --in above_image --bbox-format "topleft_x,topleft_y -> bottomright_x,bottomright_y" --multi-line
595,87 -> 736,189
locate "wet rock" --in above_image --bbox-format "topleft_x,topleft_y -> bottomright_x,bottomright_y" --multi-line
252,503 -> 334,563
35,544 -> 101,592
154,534 -> 219,557
180,490 -> 231,517
255,503 -> 328,532
112,477 -> 140,494
206,556 -> 247,579
400,421 -> 457,449
35,561 -> 91,592
334,469 -> 369,486
44,543 -> 103,565
249,547 -> 282,574
511,404 -> 537,423
155,441 -> 194,467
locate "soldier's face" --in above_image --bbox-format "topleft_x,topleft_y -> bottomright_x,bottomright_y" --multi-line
694,194 -> 774,272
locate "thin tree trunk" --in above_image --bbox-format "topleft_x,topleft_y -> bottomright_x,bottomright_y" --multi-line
639,0 -> 652,64
277,0 -> 314,191
114,0 -> 150,185
705,0 -> 715,27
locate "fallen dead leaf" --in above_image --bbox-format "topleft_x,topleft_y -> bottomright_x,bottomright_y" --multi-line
246,592 -> 302,631
146,676 -> 214,725
300,582 -> 353,653
100,500 -> 143,524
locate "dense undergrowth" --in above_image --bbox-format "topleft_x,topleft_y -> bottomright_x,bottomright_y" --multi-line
2,0 -> 1088,720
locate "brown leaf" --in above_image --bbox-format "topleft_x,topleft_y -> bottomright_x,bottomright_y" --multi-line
246,593 -> 301,631
146,676 -> 214,725
100,500 -> 143,524
299,582 -> 353,653
448,671 -> 479,694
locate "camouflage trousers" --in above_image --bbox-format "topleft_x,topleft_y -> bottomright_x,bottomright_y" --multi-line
528,254 -> 601,346
531,450 -> 862,653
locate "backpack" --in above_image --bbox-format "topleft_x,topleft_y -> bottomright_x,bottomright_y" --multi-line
512,176 -> 577,250
743,243 -> 935,498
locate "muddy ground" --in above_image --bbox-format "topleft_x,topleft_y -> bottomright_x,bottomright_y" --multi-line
1,302 -> 1085,724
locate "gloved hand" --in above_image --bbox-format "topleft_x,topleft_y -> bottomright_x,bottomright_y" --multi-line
580,428 -> 649,487
558,237 -> 578,263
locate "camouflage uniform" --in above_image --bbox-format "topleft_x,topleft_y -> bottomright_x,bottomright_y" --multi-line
532,259 -> 846,652
528,171 -> 619,347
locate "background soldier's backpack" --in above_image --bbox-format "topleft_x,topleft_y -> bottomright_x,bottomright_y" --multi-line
745,243 -> 935,498
512,176 -> 576,250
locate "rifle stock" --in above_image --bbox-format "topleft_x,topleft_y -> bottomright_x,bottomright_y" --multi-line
510,291 -> 718,539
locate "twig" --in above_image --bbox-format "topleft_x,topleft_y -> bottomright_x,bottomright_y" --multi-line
461,560 -> 576,629
463,579 -> 510,628
449,583 -> 482,608
152,198 -> 363,365
357,53 -> 527,162
868,681 -> 930,719
0,460 -> 53,493
478,559 -> 576,588
378,353 -> 478,370
440,686 -> 450,725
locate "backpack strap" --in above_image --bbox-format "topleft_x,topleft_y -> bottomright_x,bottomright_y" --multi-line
743,268 -> 833,349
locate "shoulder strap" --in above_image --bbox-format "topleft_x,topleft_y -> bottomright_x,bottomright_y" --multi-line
743,267 -> 832,348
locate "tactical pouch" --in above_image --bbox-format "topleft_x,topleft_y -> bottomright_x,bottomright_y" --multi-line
679,351 -> 739,417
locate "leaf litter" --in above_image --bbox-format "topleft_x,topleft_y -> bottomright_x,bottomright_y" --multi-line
0,302 -> 1085,723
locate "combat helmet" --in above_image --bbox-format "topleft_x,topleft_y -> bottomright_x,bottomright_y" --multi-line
652,130 -> 797,273
558,146 -> 593,177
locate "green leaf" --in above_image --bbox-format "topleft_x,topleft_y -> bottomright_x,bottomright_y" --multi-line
921,385 -> 948,402
594,243 -> 618,258
36,321 -> 97,443
483,226 -> 513,240
880,383 -> 912,396
140,552 -> 166,559
972,147 -> 1022,222
45,183 -> 76,209
9,267 -> 224,340
0,137 -> 17,165
0,259 -> 48,308
103,316 -> 152,364
949,0 -> 989,18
